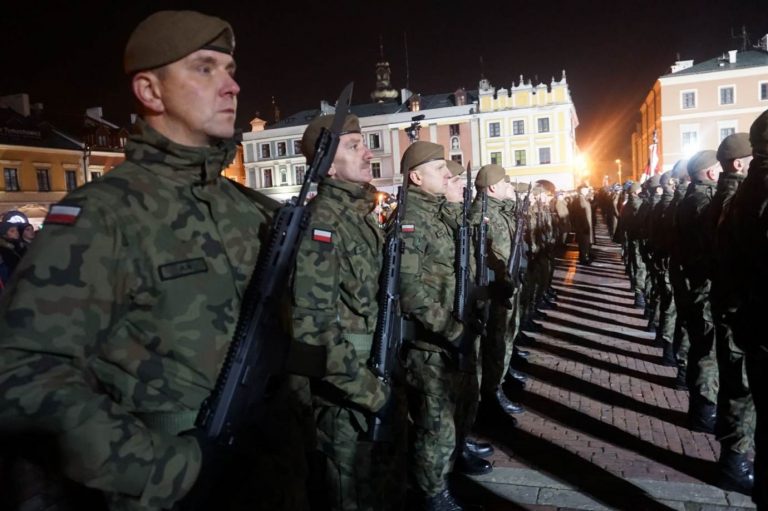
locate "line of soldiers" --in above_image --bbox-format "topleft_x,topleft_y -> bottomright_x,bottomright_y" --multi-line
613,114 -> 768,507
0,9 -> 579,511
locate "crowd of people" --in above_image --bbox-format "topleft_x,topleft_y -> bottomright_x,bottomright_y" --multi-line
1,8 -> 767,511
0,210 -> 36,291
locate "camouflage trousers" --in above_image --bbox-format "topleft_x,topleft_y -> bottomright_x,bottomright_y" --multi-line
576,233 -> 591,263
683,277 -> 718,405
627,240 -> 647,296
670,263 -> 691,367
480,298 -> 518,395
404,347 -> 458,497
654,266 -> 676,345
454,343 -> 480,450
714,306 -> 755,455
744,345 -> 768,509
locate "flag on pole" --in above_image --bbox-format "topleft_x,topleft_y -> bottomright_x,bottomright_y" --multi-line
647,130 -> 660,179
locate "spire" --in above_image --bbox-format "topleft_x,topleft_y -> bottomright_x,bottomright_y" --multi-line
370,36 -> 399,103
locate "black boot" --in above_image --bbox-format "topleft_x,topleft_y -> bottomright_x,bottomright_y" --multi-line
455,446 -> 493,476
673,366 -> 688,390
689,399 -> 717,434
718,451 -> 754,494
506,368 -> 528,386
661,342 -> 676,367
464,438 -> 494,458
423,489 -> 464,511
513,348 -> 530,361
495,388 -> 524,414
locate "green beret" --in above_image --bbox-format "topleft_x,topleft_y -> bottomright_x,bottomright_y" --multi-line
475,164 -> 507,189
124,11 -> 234,74
717,132 -> 751,162
749,109 -> 768,157
670,159 -> 688,179
687,150 -> 719,177
446,160 -> 464,177
630,183 -> 641,193
647,174 -> 661,188
401,141 -> 444,173
659,171 -> 672,187
301,114 -> 361,165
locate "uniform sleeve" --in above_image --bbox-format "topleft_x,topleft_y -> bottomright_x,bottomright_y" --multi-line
0,198 -> 200,509
400,230 -> 463,342
291,223 -> 388,413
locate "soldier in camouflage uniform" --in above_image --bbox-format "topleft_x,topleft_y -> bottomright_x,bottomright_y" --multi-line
399,142 -> 476,511
572,185 -> 593,264
519,185 -> 545,336
620,183 -> 646,308
676,150 -> 721,433
721,109 -> 768,509
710,133 -> 755,493
0,11 -> 286,511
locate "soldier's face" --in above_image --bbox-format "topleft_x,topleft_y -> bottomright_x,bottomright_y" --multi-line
329,133 -> 373,184
4,226 -> 19,240
411,160 -> 450,195
149,49 -> 240,146
445,174 -> 466,203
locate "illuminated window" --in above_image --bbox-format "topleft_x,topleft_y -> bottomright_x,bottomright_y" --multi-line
760,82 -> 768,101
276,142 -> 287,157
449,124 -> 460,136
513,120 -> 525,135
488,122 -> 501,137
451,154 -> 463,165
260,144 -> 271,159
539,147 -> 551,164
293,139 -> 302,155
247,169 -> 257,187
720,127 -> 736,141
490,152 -> 502,165
514,149 -> 527,166
537,118 -> 550,133
681,128 -> 699,155
294,165 -> 306,184
36,169 -> 50,192
681,91 -> 696,109
3,168 -> 20,191
368,133 -> 381,149
245,144 -> 255,163
371,162 -> 381,179
263,168 -> 273,188
280,167 -> 288,184
719,86 -> 735,105
90,171 -> 102,181
65,171 -> 78,191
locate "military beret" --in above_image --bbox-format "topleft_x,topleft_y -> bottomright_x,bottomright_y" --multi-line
515,182 -> 530,193
687,150 -> 719,177
659,171 -> 672,187
717,132 -> 751,162
536,179 -> 556,194
475,164 -> 507,189
670,160 -> 688,180
749,109 -> 768,157
301,114 -> 361,165
401,141 -> 444,173
629,183 -> 641,193
124,11 -> 234,74
647,174 -> 661,188
446,160 -> 465,177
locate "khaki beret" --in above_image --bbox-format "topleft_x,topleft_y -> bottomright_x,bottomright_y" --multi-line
687,150 -> 719,177
717,132 -> 751,162
659,171 -> 672,187
301,114 -> 361,165
749,109 -> 768,156
124,11 -> 234,74
647,174 -> 661,188
401,141 -> 444,173
475,164 -> 507,189
446,160 -> 465,177
629,183 -> 642,193
670,159 -> 688,179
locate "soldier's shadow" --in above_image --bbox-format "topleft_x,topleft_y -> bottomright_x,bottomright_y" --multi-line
549,287 -> 634,309
554,295 -> 644,320
471,419 -> 680,511
548,303 -> 649,332
561,281 -> 634,298
542,315 -> 655,347
542,327 -> 664,363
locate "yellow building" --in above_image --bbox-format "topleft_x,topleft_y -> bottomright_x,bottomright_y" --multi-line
477,72 -> 580,190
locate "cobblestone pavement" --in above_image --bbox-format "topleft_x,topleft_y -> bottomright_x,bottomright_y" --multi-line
454,223 -> 756,511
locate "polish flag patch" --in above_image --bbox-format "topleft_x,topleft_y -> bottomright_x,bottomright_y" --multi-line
45,204 -> 82,226
312,229 -> 333,244
402,224 -> 415,233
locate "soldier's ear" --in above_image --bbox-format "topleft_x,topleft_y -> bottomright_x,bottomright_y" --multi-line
327,163 -> 337,178
408,169 -> 422,186
132,71 -> 165,114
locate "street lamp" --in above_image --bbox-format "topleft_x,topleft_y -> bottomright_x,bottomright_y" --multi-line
615,158 -> 622,184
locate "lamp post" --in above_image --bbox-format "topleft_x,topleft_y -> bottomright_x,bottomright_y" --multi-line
615,158 -> 622,184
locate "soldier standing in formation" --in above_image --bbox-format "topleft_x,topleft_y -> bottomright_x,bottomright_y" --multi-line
572,184 -> 593,264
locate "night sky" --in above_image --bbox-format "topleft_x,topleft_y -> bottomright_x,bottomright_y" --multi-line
2,0 -> 766,170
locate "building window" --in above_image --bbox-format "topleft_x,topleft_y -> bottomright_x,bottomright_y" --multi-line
451,154 -> 463,165
719,86 -> 735,105
681,129 -> 698,154
450,137 -> 460,150
120,137 -> 127,148
294,165 -> 306,184
65,170 -> 78,191
260,144 -> 271,159
720,127 -> 736,141
513,120 -> 525,135
245,144 -> 255,163
3,168 -> 20,191
514,149 -> 527,166
490,152 -> 502,165
36,169 -> 51,192
90,171 -> 102,181
538,147 -> 551,164
368,133 -> 381,149
371,162 -> 381,179
280,167 -> 288,185
760,82 -> 768,101
537,118 -> 550,133
449,124 -> 460,136
293,139 -> 302,155
276,142 -> 287,157
488,122 -> 501,137
681,91 -> 696,109
263,168 -> 273,188
248,169 -> 257,187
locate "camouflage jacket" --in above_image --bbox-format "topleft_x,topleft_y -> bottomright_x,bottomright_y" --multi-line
400,187 -> 463,351
571,196 -> 593,238
619,194 -> 642,241
0,120 -> 274,510
649,189 -> 674,256
676,179 -> 717,281
291,178 -> 388,414
471,196 -> 515,285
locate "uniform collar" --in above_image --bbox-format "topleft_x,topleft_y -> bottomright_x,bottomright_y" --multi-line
317,177 -> 378,212
408,186 -> 443,214
125,118 -> 237,185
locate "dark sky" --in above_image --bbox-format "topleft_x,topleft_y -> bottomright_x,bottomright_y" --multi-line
1,0 -> 766,169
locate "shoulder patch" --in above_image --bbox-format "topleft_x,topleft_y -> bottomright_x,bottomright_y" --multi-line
402,224 -> 415,233
312,228 -> 333,244
45,204 -> 82,226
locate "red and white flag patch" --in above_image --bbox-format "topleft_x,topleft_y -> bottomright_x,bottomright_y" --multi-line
312,228 -> 333,243
45,204 -> 82,226
401,224 -> 415,233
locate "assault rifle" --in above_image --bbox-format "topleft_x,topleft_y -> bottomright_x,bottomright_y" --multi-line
506,182 -> 533,288
195,82 -> 354,446
367,186 -> 407,442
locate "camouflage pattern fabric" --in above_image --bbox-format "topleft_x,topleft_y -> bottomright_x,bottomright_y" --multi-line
649,188 -> 675,345
572,195 -> 593,263
290,178 -> 398,511
621,194 -> 646,295
665,184 -> 691,368
0,119 -> 276,510
400,187 -> 463,497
